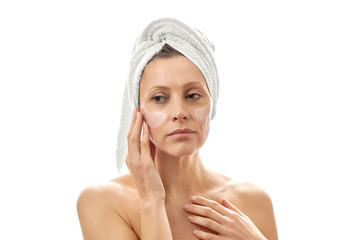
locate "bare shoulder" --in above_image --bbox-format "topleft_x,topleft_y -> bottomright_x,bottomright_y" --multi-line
77,174 -> 139,221
77,174 -> 137,212
204,169 -> 274,209
230,181 -> 272,204
227,181 -> 278,240
77,174 -> 140,240
206,169 -> 270,201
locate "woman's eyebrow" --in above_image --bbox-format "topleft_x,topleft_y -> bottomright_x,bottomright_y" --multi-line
182,81 -> 207,89
148,86 -> 170,92
148,82 -> 206,91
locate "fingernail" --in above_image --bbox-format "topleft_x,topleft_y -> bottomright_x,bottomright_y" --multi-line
191,196 -> 197,201
188,215 -> 193,220
193,230 -> 199,235
183,204 -> 190,210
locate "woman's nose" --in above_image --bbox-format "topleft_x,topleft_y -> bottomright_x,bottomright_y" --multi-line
170,99 -> 189,122
173,111 -> 189,121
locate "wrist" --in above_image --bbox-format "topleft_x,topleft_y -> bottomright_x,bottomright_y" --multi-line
141,195 -> 166,207
141,196 -> 167,219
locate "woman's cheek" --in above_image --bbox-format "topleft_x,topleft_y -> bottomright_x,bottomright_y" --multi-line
195,102 -> 211,122
141,106 -> 166,129
195,102 -> 211,142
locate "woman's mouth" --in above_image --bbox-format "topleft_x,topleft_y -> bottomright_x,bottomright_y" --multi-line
168,128 -> 196,135
168,128 -> 196,139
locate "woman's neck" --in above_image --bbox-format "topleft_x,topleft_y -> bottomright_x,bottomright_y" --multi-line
154,150 -> 213,200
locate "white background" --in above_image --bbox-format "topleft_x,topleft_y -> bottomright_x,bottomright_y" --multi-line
1,0 -> 359,239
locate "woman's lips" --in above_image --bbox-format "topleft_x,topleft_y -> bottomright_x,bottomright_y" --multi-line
168,128 -> 196,136
168,129 -> 196,139
169,132 -> 195,139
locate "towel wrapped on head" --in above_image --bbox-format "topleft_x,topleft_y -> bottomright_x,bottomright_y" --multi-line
116,18 -> 219,172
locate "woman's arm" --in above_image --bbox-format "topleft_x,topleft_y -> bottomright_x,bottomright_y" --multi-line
141,197 -> 172,240
126,109 -> 173,240
77,110 -> 173,240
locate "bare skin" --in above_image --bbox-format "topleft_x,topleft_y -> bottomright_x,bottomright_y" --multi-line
77,56 -> 278,240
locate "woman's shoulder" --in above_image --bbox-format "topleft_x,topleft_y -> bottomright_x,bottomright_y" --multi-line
76,175 -> 141,239
77,174 -> 137,202
221,176 -> 272,210
207,169 -> 270,198
223,179 -> 277,238
207,169 -> 269,199
207,169 -> 274,214
77,174 -> 139,223
228,181 -> 271,200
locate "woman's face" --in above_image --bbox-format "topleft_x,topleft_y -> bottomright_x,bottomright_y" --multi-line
139,55 -> 212,157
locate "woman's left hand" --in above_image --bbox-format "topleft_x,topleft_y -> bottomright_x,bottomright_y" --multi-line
184,196 -> 267,240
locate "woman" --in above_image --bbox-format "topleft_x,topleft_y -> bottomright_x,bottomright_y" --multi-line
77,18 -> 278,240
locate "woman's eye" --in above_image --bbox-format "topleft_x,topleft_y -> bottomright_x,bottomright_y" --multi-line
152,96 -> 167,103
186,93 -> 201,100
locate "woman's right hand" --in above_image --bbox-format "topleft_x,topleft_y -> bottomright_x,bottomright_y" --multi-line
126,109 -> 165,201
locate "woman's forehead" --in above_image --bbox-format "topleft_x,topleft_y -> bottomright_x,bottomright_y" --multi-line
140,56 -> 208,91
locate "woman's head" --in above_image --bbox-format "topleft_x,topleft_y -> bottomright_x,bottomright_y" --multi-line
116,18 -> 219,172
139,44 -> 212,157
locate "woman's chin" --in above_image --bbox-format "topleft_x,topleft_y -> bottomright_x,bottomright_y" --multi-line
157,145 -> 197,158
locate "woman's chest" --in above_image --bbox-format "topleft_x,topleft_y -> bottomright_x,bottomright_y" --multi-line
167,206 -> 204,240
128,202 -> 214,240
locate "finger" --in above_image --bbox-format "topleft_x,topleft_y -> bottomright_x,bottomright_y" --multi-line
193,229 -> 219,240
221,197 -> 244,216
191,196 -> 233,217
184,204 -> 224,224
149,138 -> 156,160
140,122 -> 151,157
188,215 -> 222,234
127,110 -> 143,154
126,108 -> 137,139
133,111 -> 143,140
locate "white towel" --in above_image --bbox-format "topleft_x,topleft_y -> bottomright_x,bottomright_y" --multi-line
116,18 -> 219,173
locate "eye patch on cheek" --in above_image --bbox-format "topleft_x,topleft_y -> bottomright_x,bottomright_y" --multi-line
141,106 -> 166,129
141,96 -> 212,128
195,103 -> 211,122
195,98 -> 212,122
